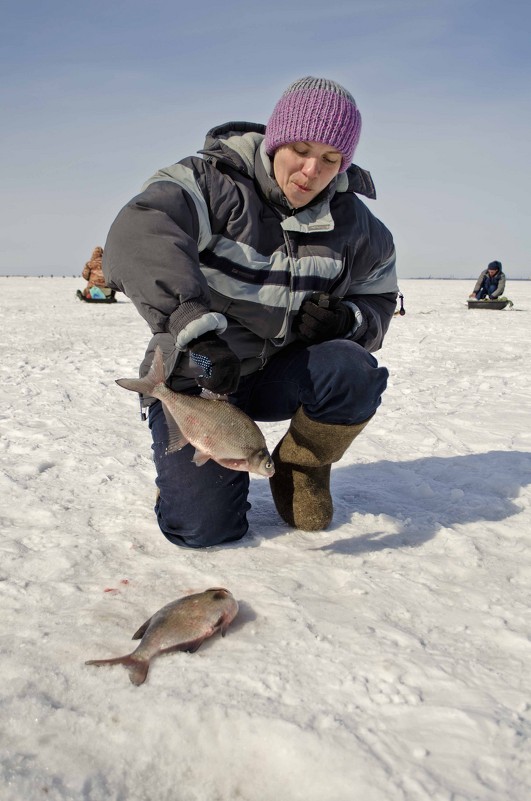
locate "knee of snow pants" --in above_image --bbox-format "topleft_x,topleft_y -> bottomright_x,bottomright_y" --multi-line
235,339 -> 389,426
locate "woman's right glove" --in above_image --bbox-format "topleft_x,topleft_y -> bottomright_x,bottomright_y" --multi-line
187,332 -> 241,395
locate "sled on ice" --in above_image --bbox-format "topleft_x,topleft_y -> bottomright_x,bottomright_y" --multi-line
467,297 -> 513,310
76,289 -> 117,304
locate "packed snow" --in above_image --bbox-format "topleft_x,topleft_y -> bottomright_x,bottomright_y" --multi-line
1,277 -> 530,801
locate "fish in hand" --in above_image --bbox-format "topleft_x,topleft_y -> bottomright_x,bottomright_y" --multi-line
116,346 -> 275,478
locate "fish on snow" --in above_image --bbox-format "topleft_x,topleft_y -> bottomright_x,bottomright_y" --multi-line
116,346 -> 274,478
85,588 -> 239,685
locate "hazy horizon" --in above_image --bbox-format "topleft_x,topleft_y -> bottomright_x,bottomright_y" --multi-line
4,274 -> 528,282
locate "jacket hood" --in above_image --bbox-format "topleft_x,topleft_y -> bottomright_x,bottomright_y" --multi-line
199,121 -> 267,175
199,121 -> 376,200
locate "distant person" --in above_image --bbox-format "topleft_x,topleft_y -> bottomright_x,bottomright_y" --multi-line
77,246 -> 116,300
103,75 -> 397,549
469,261 -> 506,300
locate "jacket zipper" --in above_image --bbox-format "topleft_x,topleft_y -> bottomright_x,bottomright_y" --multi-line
257,226 -> 298,369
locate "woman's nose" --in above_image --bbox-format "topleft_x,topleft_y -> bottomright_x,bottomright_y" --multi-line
302,158 -> 319,177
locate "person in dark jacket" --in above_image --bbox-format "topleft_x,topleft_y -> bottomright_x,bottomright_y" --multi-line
470,261 -> 506,300
103,76 -> 398,548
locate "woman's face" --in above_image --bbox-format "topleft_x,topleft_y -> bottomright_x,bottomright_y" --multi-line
272,141 -> 342,208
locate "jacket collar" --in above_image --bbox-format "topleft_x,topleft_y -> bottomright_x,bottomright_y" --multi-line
199,122 -> 377,233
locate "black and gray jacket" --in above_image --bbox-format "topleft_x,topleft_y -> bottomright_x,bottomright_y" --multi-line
103,122 -> 398,389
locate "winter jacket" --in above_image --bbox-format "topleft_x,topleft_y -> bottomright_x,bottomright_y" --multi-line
82,247 -> 107,288
473,269 -> 506,298
103,122 -> 398,390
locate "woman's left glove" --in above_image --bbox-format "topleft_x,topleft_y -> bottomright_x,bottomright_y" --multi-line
187,332 -> 241,395
293,292 -> 354,343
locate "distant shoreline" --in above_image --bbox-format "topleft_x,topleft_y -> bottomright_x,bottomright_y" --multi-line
1,275 -> 529,281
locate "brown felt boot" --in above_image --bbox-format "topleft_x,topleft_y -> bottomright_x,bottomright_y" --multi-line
269,407 -> 372,531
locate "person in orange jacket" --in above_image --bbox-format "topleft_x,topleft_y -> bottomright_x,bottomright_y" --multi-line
78,246 -> 115,300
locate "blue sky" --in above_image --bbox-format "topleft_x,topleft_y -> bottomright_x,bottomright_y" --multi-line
1,0 -> 530,279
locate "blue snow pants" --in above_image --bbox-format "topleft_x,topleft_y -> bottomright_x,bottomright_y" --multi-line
149,339 -> 389,548
476,281 -> 499,300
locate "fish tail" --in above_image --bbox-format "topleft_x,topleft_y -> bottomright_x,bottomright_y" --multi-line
116,345 -> 166,396
85,654 -> 150,686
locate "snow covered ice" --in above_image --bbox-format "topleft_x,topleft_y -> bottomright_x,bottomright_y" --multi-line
1,277 -> 530,801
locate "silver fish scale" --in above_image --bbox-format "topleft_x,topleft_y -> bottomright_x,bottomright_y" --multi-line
135,595 -> 233,656
155,385 -> 265,458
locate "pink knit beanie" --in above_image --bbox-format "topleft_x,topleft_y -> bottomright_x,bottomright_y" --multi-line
265,76 -> 362,173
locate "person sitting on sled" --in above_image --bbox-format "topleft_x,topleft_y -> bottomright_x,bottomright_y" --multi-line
78,246 -> 115,300
469,261 -> 506,300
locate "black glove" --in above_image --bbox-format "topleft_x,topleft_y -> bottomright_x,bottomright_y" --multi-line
188,332 -> 241,394
293,292 -> 354,343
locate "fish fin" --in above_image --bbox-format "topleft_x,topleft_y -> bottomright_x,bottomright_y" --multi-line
115,376 -> 154,395
85,654 -> 150,686
200,389 -> 229,401
162,636 -> 207,654
216,458 -> 249,471
116,346 -> 166,397
127,659 -> 150,686
192,450 -> 211,467
132,618 -> 152,640
162,405 -> 188,453
218,616 -> 233,637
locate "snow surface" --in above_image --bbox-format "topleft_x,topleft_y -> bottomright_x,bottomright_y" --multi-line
1,277 -> 530,801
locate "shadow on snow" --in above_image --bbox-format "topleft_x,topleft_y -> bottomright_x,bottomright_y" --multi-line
249,449 -> 531,555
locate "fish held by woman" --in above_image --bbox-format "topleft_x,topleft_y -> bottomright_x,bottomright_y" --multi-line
116,346 -> 274,477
